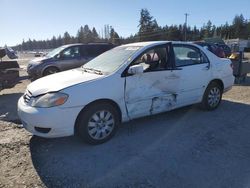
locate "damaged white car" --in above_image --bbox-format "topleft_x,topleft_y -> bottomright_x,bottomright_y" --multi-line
18,41 -> 234,144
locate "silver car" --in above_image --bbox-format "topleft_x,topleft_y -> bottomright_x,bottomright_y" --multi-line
27,43 -> 114,80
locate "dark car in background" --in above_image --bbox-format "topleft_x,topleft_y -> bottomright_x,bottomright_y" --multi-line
27,43 -> 115,80
217,44 -> 232,57
0,48 -> 19,91
194,42 -> 226,58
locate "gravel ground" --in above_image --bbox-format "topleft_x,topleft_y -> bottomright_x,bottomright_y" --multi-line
1,54 -> 250,188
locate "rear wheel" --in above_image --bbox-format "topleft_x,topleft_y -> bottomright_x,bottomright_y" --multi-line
43,67 -> 59,76
76,102 -> 119,145
201,82 -> 222,110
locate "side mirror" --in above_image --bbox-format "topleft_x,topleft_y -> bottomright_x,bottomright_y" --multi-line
128,64 -> 144,75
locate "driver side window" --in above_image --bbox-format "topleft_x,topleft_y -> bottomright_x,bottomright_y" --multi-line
132,46 -> 168,72
61,46 -> 80,59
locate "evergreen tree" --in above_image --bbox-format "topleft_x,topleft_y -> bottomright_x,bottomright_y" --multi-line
110,27 -> 121,44
204,20 -> 212,38
138,9 -> 160,41
92,27 -> 99,42
51,36 -> 57,48
83,25 -> 92,43
77,26 -> 85,43
232,14 -> 248,38
56,35 -> 63,47
63,32 -> 71,44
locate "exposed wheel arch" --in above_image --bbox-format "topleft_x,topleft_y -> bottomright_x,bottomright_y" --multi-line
208,79 -> 224,91
42,66 -> 60,76
74,99 -> 122,134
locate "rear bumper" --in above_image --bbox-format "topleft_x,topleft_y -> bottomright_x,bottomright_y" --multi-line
223,74 -> 235,93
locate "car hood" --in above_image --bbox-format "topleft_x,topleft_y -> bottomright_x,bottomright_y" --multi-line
29,56 -> 50,66
27,69 -> 104,96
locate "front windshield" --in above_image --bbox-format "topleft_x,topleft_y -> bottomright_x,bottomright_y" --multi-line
46,46 -> 66,58
83,46 -> 141,74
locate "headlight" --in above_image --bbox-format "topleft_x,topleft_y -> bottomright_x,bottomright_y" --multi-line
27,64 -> 33,71
28,62 -> 40,71
31,92 -> 68,108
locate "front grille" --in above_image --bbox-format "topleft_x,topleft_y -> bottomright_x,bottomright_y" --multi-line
35,127 -> 51,133
23,90 -> 32,103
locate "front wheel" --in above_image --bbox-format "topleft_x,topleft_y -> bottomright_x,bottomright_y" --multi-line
76,102 -> 119,145
201,82 -> 222,110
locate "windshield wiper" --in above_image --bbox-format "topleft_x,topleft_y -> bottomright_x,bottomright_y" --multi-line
82,67 -> 103,75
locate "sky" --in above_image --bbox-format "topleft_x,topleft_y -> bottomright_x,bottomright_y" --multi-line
1,0 -> 250,46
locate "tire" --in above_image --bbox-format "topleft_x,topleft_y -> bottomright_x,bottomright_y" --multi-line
76,102 -> 119,145
43,67 -> 59,76
200,82 -> 222,111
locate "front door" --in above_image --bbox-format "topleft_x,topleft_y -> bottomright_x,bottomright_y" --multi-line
124,44 -> 180,119
59,46 -> 86,70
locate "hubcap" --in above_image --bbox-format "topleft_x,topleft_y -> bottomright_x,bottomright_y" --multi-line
207,87 -> 221,107
87,110 -> 114,140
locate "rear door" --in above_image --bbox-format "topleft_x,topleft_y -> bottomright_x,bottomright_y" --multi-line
172,44 -> 211,105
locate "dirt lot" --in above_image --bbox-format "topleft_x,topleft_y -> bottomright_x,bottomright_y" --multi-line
1,54 -> 250,187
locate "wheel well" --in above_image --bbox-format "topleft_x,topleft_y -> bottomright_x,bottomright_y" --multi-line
209,79 -> 224,90
42,66 -> 60,75
74,99 -> 122,134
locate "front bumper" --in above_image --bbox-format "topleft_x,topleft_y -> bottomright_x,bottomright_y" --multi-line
27,64 -> 43,80
27,69 -> 41,80
17,96 -> 83,138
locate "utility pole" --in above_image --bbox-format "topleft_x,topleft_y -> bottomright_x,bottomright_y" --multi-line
184,13 -> 189,41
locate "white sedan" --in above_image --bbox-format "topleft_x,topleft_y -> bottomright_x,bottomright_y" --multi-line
18,41 -> 234,144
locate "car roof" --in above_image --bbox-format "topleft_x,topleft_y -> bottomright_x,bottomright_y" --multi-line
61,43 -> 113,48
121,41 -> 198,48
122,41 -> 169,47
194,41 -> 211,45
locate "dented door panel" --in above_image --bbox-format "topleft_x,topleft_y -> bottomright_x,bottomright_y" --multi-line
125,71 -> 180,119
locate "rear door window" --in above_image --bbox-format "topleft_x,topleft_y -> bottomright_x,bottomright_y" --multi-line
85,45 -> 99,57
84,45 -> 113,57
173,45 -> 209,67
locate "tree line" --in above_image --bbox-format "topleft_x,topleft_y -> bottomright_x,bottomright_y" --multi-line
13,9 -> 250,51
14,25 -> 120,51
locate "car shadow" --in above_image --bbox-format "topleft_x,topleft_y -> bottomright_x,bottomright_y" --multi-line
30,100 -> 250,188
0,92 -> 22,123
